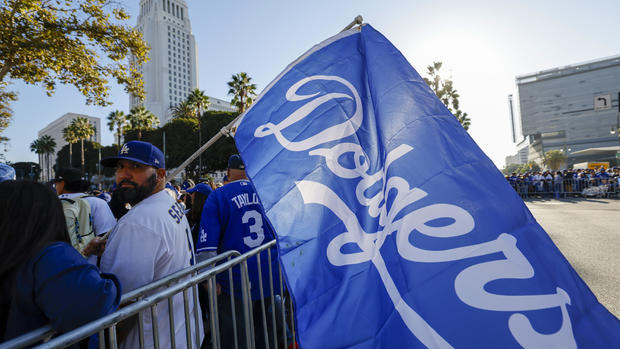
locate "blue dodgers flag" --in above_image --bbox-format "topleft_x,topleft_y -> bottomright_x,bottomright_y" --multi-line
234,25 -> 620,348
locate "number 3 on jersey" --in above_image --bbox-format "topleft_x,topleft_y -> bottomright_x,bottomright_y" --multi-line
242,210 -> 265,248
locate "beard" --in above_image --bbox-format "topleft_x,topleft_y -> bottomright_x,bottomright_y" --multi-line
115,173 -> 158,206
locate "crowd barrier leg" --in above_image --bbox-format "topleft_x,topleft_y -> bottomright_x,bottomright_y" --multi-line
167,297 -> 175,349
192,284 -> 201,347
108,325 -> 118,349
240,261 -> 255,349
267,249 -> 279,349
228,266 -> 239,349
182,289 -> 192,349
256,255 -> 270,349
151,305 -> 160,349
207,276 -> 220,349
138,308 -> 145,349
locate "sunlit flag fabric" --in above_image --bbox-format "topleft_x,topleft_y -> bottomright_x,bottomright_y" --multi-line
233,24 -> 620,348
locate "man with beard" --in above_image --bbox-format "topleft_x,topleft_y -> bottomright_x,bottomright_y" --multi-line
98,141 -> 203,349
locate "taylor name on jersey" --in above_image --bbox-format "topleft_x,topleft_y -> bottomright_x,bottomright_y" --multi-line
231,192 -> 260,209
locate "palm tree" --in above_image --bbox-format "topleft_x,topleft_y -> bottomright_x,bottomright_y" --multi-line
227,72 -> 256,113
29,136 -> 55,181
424,61 -> 471,130
170,100 -> 194,119
39,135 -> 56,180
187,89 -> 210,173
71,117 -> 95,172
62,124 -> 79,167
543,150 -> 566,171
127,105 -> 159,140
29,138 -> 44,180
107,110 -> 126,148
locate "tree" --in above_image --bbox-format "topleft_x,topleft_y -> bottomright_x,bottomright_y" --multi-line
501,163 -> 522,175
57,140 -> 116,178
62,124 -> 79,167
29,138 -> 43,180
518,161 -> 541,173
127,110 -> 239,181
39,135 -> 56,180
0,0 -> 149,141
227,72 -> 256,113
107,110 -> 126,147
423,62 -> 471,130
170,100 -> 194,119
126,105 -> 159,140
187,89 -> 210,174
70,117 -> 95,172
543,150 -> 566,171
0,82 -> 16,141
29,135 -> 55,181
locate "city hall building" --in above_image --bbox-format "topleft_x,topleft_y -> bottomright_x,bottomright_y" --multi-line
507,55 -> 620,168
130,0 -> 199,124
130,0 -> 234,125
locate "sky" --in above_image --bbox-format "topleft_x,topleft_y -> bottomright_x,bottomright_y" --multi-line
4,0 -> 620,168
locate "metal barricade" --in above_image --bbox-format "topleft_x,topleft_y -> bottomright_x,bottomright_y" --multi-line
1,241 -> 296,349
507,176 -> 619,200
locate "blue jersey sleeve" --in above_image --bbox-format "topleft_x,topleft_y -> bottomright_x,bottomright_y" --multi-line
33,243 -> 121,332
196,190 -> 222,253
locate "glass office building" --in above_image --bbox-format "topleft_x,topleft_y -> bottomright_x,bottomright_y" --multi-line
508,55 -> 620,167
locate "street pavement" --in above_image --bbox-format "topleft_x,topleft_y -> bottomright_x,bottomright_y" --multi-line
525,198 -> 620,318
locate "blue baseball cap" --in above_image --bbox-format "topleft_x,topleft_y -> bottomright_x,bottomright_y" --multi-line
101,141 -> 165,169
0,163 -> 16,182
186,183 -> 213,196
228,154 -> 245,170
181,179 -> 195,190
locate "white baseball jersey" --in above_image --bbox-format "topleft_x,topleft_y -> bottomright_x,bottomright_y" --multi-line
100,190 -> 203,349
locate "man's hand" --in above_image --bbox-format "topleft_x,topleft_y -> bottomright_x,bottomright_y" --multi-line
82,236 -> 107,256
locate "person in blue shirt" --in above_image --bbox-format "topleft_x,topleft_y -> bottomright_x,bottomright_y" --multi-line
0,180 -> 121,345
196,154 -> 282,349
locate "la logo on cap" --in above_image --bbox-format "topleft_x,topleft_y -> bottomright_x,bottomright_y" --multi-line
120,144 -> 130,154
154,158 -> 160,165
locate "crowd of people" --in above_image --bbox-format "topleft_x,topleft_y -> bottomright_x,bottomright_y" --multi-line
505,167 -> 620,198
0,141 -> 283,348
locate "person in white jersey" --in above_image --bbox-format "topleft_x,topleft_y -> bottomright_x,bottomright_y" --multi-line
98,141 -> 203,348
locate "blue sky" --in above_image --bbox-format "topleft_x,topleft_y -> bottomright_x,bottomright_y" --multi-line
4,0 -> 620,168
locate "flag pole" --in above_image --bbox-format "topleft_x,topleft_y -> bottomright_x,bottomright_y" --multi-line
165,115 -> 240,182
166,16 -> 364,183
340,15 -> 363,32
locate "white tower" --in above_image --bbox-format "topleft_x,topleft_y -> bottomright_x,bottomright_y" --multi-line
131,0 -> 198,124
